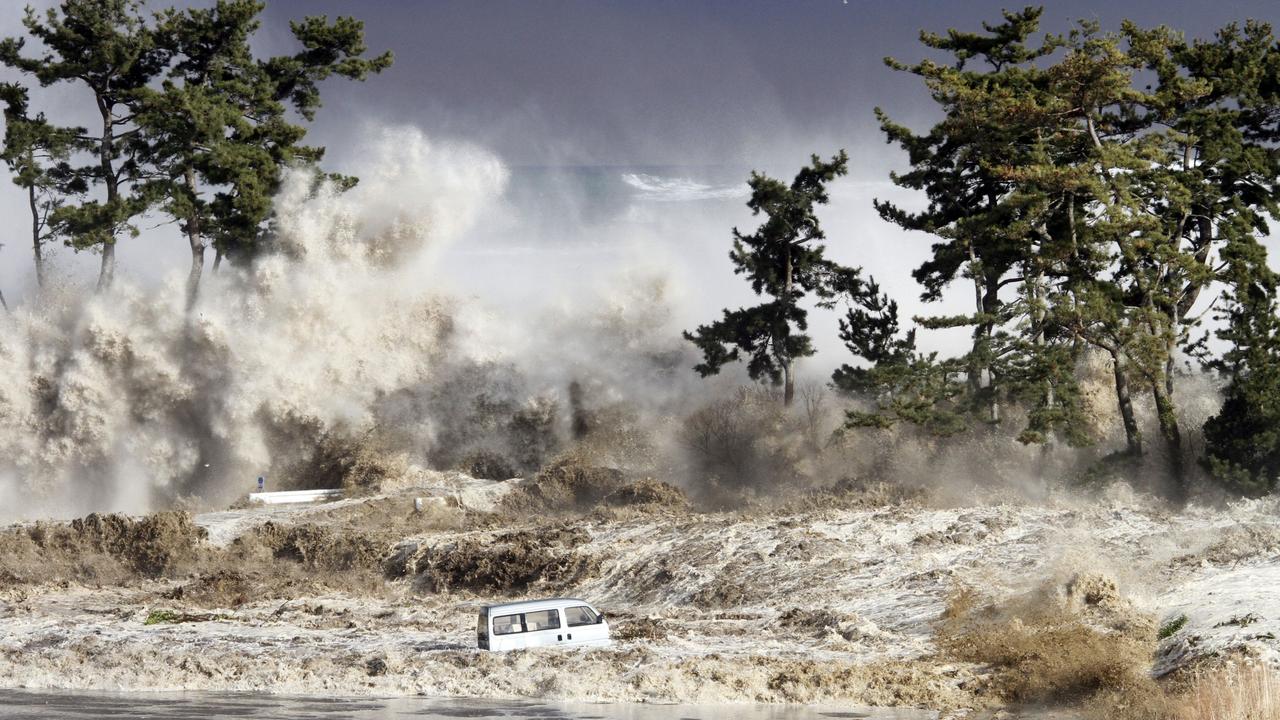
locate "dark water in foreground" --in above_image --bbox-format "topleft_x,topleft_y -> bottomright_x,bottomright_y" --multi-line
0,690 -> 936,720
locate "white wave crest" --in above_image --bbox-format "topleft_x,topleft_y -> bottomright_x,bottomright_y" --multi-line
621,172 -> 746,202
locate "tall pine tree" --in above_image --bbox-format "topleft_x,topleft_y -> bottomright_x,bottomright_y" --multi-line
685,152 -> 849,406
1201,233 -> 1280,496
857,11 -> 1280,500
0,82 -> 85,289
0,0 -> 165,291
138,0 -> 393,307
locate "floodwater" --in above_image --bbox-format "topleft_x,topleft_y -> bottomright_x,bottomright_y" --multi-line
0,690 -> 937,720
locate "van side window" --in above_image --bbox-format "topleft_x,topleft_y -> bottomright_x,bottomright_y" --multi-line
565,606 -> 599,627
492,613 -> 523,635
523,609 -> 560,631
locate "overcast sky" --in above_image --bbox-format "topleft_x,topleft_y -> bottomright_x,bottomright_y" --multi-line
269,0 -> 1280,169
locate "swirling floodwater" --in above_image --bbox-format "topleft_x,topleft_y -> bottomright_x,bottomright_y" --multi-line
0,690 -> 938,720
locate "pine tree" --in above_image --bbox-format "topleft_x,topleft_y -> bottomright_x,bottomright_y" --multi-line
138,1 -> 393,307
685,152 -> 849,406
1178,20 -> 1280,495
866,9 -> 1095,446
0,0 -> 165,291
874,8 -> 1065,426
863,12 -> 1280,499
1200,235 -> 1280,496
0,82 -> 85,289
137,0 -> 264,309
830,271 -> 971,437
1116,20 -> 1280,495
238,9 -> 393,263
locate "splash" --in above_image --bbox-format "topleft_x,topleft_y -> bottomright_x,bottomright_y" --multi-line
0,127 -> 510,520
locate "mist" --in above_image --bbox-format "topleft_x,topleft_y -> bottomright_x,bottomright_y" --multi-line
0,128 -> 507,519
0,126 -> 1235,520
2,0 -> 1277,521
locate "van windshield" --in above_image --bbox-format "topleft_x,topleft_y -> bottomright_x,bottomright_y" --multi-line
565,605 -> 599,626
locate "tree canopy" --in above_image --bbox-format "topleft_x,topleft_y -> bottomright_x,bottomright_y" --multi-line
0,0 -> 392,301
135,0 -> 392,307
821,9 -> 1280,499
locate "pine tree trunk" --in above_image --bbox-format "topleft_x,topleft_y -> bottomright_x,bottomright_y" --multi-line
96,101 -> 118,293
1031,268 -> 1054,482
186,238 -> 204,310
29,187 -> 44,289
1109,347 -> 1142,456
981,279 -> 1000,423
0,287 -> 8,313
97,243 -> 115,291
783,244 -> 795,407
1150,152 -> 1208,494
1031,267 -> 1053,423
784,361 -> 794,407
967,245 -> 983,397
966,244 -> 999,422
212,246 -> 223,272
184,167 -> 205,311
1151,374 -> 1186,500
1145,289 -> 1186,498
27,161 -> 44,289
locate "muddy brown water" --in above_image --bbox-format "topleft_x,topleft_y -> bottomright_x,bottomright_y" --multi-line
0,690 -> 937,719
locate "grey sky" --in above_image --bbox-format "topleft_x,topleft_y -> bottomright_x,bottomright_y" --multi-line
274,0 -> 1280,168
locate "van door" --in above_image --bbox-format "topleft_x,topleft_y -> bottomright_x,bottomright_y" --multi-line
562,604 -> 609,646
489,611 -> 528,651
520,608 -> 563,648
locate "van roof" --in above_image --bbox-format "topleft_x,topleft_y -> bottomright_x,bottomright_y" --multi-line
482,597 -> 596,613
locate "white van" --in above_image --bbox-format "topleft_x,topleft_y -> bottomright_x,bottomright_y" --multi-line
476,597 -> 610,651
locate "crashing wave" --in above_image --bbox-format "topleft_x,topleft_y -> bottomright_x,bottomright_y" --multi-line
0,127 -> 510,520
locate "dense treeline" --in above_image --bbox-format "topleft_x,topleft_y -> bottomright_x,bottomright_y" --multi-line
689,8 -> 1280,499
0,0 -> 391,306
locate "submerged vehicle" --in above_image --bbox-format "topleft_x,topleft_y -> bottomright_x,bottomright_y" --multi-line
476,597 -> 610,651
